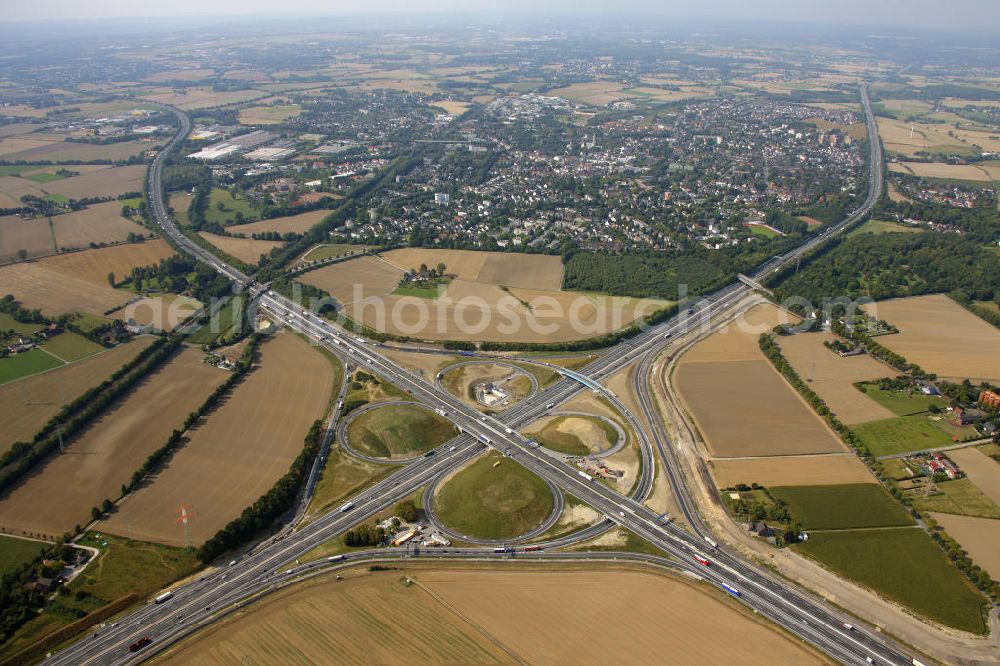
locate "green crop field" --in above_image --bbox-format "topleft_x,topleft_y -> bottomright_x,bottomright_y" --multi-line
435,454 -> 554,540
852,415 -> 956,457
204,187 -> 259,226
0,535 -> 44,577
526,415 -> 617,456
848,219 -> 922,237
40,332 -> 104,362
770,484 -> 913,530
0,313 -> 41,336
855,384 -> 948,416
911,478 -> 1000,519
0,348 -> 63,385
796,528 -> 986,633
187,295 -> 245,345
347,403 -> 456,459
22,172 -> 66,183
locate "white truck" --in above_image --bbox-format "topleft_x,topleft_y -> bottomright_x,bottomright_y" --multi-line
578,471 -> 593,481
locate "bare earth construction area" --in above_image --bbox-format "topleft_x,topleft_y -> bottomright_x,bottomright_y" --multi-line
158,566 -> 823,665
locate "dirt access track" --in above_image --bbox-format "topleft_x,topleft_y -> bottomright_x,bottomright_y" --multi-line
101,331 -> 334,546
157,564 -> 824,665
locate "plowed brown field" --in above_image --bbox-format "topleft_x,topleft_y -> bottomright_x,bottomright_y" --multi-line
101,332 -> 334,546
928,513 -> 1000,581
675,303 -> 845,457
0,347 -> 227,539
158,566 -> 822,665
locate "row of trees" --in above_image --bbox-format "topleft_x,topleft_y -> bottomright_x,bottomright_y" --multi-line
0,338 -> 179,495
197,417 -> 325,562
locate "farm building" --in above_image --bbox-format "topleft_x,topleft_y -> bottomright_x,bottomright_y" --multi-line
979,389 -> 1000,410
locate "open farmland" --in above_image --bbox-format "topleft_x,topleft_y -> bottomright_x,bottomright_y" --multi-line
549,81 -> 629,106
227,209 -> 331,236
158,566 -> 822,666
777,332 -> 894,424
37,239 -> 175,285
0,164 -> 129,208
0,261 -> 132,316
876,117 -> 999,157
110,294 -> 201,332
0,349 -> 63,385
769,483 -> 913,530
299,255 -> 404,304
710,455 -> 875,488
674,305 -> 846,457
346,403 -> 456,460
948,447 -> 1000,508
299,243 -> 372,263
140,87 -> 268,110
0,138 -> 160,163
37,165 -> 146,200
888,161 -> 995,182
0,347 -> 227,540
852,414 -> 959,457
796,528 -> 986,633
0,201 -> 149,263
380,248 -> 564,291
862,295 -> 1000,383
197,232 -> 281,265
435,453 -> 554,540
101,332 -> 334,546
0,338 -> 152,453
928,513 -> 1000,581
238,104 -> 301,124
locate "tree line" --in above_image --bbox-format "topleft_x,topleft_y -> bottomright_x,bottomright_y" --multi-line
0,338 -> 180,497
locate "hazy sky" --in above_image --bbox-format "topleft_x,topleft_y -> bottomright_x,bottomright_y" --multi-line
3,0 -> 998,32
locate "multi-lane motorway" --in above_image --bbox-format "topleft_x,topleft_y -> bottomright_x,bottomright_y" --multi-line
50,83 -> 926,666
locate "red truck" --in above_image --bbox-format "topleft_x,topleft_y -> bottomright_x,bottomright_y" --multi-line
129,637 -> 152,653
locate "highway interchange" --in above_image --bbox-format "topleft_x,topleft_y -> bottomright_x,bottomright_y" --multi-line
49,84 -> 927,666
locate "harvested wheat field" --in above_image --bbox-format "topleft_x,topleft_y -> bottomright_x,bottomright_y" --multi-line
888,162 -> 994,182
102,332 -> 334,546
862,295 -> 1000,383
675,303 -> 845,458
380,248 -> 564,290
0,201 -> 148,262
197,232 -> 281,265
0,337 -> 154,453
110,295 -> 202,331
0,347 -> 227,539
39,240 -> 175,285
140,87 -> 267,110
0,262 -> 132,316
929,513 -> 1000,581
710,454 -> 875,489
0,139 -> 159,163
226,209 -> 331,236
349,281 -> 668,343
159,566 -> 822,666
948,448 -> 1000,508
777,332 -> 894,424
42,165 -> 147,200
298,255 -> 404,304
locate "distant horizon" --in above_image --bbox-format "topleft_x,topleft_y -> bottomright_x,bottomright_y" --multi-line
2,0 -> 998,33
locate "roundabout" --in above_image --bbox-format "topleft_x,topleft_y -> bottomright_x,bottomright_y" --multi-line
424,452 -> 563,544
339,401 -> 457,463
437,361 -> 538,411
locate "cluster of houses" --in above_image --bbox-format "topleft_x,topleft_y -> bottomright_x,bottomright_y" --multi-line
3,323 -> 62,356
